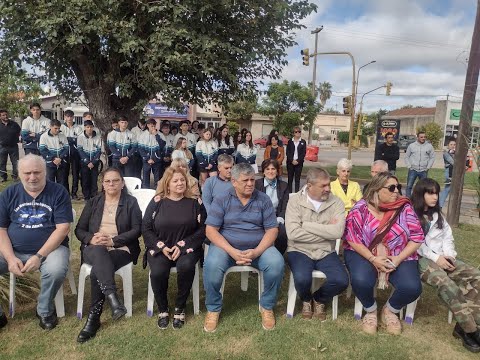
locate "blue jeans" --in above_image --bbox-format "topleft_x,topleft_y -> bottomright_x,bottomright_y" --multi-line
0,245 -> 70,316
439,167 -> 450,208
287,251 -> 349,303
344,250 -> 422,313
203,244 -> 285,312
406,169 -> 428,197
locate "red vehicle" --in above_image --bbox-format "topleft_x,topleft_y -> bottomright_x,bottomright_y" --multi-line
254,135 -> 289,148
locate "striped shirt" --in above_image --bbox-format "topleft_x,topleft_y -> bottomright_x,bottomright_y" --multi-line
206,188 -> 278,250
342,199 -> 424,260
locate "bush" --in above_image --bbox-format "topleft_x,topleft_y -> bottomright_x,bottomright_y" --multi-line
337,131 -> 349,145
417,122 -> 443,149
226,121 -> 239,136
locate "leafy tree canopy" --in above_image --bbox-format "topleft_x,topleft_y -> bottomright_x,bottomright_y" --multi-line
0,0 -> 316,131
225,98 -> 258,122
260,80 -> 321,137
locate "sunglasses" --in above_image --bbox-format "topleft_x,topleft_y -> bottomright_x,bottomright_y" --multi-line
294,131 -> 301,133
383,184 -> 402,193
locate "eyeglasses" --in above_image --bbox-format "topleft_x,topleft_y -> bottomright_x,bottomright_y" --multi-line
383,184 -> 402,192
294,131 -> 301,133
103,179 -> 121,184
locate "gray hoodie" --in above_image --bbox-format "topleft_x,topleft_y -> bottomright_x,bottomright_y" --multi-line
405,140 -> 435,172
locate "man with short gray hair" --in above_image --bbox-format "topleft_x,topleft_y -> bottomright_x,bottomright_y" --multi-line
202,154 -> 234,214
0,154 -> 72,330
363,160 -> 390,194
203,163 -> 285,332
286,167 -> 348,320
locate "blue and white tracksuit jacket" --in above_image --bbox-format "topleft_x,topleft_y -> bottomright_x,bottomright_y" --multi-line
77,131 -> 103,166
107,129 -> 136,161
39,130 -> 69,168
137,131 -> 166,164
21,116 -> 50,150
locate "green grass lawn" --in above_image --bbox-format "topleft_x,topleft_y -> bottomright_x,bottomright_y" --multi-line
1,200 -> 480,359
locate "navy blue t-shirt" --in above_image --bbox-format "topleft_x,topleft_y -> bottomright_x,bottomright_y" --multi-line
0,181 -> 73,254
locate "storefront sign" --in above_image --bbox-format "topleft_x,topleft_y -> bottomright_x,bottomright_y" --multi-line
376,120 -> 400,145
142,104 -> 188,119
450,109 -> 480,123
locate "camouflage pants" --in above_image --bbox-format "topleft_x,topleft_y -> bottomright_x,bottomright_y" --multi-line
419,257 -> 480,333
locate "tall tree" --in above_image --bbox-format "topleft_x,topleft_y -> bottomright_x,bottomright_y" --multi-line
0,0 -> 316,132
318,81 -> 332,107
225,98 -> 258,122
260,80 -> 321,137
447,0 -> 480,227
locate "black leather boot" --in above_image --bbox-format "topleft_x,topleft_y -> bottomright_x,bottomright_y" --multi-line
453,323 -> 480,353
77,313 -> 101,343
106,293 -> 127,320
77,298 -> 103,343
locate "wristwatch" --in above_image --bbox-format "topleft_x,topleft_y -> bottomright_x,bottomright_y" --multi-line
35,253 -> 46,263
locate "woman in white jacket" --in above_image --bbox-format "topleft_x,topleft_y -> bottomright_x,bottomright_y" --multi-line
412,178 -> 480,353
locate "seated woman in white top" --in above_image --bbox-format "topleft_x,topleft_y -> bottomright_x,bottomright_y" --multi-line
413,178 -> 480,353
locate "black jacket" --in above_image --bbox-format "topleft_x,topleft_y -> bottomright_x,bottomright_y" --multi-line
75,191 -> 142,264
286,138 -> 307,164
0,120 -> 21,148
254,178 -> 289,218
374,143 -> 400,170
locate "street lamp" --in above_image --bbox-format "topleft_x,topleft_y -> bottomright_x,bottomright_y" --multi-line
354,60 -> 376,113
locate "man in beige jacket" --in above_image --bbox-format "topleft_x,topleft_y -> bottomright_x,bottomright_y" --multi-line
285,167 -> 349,320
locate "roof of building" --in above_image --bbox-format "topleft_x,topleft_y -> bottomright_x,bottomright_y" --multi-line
385,107 -> 436,117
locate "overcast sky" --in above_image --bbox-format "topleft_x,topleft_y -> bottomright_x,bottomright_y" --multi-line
264,0 -> 478,113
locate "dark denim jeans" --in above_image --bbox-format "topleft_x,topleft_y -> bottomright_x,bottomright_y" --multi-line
0,145 -> 19,180
344,250 -> 422,313
287,251 -> 349,303
406,169 -> 428,197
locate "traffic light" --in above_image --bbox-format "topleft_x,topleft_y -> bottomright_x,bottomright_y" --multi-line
301,48 -> 310,66
343,95 -> 352,115
386,82 -> 392,96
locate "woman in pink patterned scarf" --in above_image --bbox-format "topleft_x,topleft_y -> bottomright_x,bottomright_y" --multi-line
342,172 -> 424,335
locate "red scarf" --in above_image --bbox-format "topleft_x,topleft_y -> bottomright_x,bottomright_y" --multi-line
368,196 -> 411,252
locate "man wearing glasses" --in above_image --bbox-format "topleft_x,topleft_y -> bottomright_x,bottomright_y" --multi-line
286,127 -> 307,193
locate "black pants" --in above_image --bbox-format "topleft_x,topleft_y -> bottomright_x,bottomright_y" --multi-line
142,162 -> 162,189
147,251 -> 200,312
0,145 -> 19,180
112,159 -> 135,177
287,161 -> 303,193
24,148 -> 40,156
83,246 -> 132,312
275,223 -> 288,255
131,153 -> 143,179
80,163 -> 99,200
65,151 -> 81,196
46,165 -> 68,191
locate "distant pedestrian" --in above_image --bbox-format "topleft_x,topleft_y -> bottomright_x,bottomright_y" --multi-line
21,103 -> 50,156
374,132 -> 399,175
0,109 -> 21,182
286,127 -> 306,193
404,131 -> 435,197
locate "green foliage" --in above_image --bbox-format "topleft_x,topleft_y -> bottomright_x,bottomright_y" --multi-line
225,99 -> 258,122
318,81 -> 332,107
0,0 -> 316,131
0,63 -> 44,118
261,80 -> 322,137
226,120 -> 240,136
417,122 -> 443,149
337,131 -> 350,144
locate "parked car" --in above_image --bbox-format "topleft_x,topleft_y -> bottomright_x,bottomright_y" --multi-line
398,135 -> 416,152
254,135 -> 289,148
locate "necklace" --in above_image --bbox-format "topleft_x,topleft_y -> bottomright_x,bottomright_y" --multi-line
105,201 -> 119,216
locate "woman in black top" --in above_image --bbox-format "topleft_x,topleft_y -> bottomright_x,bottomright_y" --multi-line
143,167 -> 205,330
75,167 -> 142,343
254,159 -> 289,254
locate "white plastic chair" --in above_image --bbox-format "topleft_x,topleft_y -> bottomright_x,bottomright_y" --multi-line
131,188 -> 156,216
286,239 -> 341,320
76,262 -> 133,319
124,177 -> 142,193
205,245 -> 264,311
9,208 -> 78,318
146,262 -> 200,317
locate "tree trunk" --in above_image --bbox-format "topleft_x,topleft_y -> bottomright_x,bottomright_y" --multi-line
446,0 -> 480,227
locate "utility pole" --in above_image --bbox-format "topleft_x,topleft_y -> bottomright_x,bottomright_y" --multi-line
309,26 -> 323,144
447,0 -> 480,227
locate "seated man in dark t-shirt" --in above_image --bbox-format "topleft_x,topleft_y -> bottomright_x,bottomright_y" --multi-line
0,154 -> 73,330
203,163 -> 285,333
